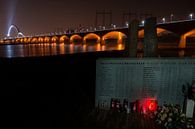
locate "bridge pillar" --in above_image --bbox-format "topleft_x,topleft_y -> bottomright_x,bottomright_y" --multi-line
126,19 -> 139,57
144,17 -> 158,57
179,35 -> 186,49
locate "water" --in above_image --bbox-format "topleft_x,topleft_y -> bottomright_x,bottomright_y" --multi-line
0,42 -> 195,58
0,43 -> 124,58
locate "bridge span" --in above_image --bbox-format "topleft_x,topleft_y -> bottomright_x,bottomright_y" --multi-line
1,19 -> 195,49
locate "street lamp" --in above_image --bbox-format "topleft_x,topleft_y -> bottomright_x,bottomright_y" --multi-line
170,14 -> 174,22
113,24 -> 116,29
162,17 -> 166,23
189,13 -> 193,20
141,20 -> 145,26
125,21 -> 129,27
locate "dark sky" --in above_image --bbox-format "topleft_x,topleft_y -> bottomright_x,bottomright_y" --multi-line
0,0 -> 194,37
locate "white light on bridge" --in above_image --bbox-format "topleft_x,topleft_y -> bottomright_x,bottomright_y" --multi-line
141,20 -> 145,26
113,24 -> 116,28
125,21 -> 129,27
170,14 -> 174,22
189,13 -> 193,20
162,17 -> 166,23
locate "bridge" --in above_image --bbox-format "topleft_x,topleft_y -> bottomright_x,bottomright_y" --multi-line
1,19 -> 195,49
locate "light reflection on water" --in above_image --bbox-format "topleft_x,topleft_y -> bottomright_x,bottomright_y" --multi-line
0,43 -> 125,58
0,43 -> 195,58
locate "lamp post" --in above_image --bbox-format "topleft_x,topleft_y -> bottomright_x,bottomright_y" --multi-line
113,24 -> 116,29
189,13 -> 193,20
170,14 -> 174,22
162,17 -> 166,23
141,20 -> 145,26
125,21 -> 129,27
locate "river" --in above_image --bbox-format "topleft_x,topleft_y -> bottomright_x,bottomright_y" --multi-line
0,42 -> 195,58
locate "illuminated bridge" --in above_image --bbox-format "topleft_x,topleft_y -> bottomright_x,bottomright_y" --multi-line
1,19 -> 195,49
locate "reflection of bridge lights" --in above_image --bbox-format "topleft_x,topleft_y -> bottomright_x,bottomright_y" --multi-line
178,50 -> 185,57
82,44 -> 87,52
117,44 -> 123,50
101,45 -> 106,51
96,43 -> 101,51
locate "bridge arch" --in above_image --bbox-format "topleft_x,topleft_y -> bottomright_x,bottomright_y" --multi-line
138,28 -> 173,38
16,38 -> 21,43
60,35 -> 69,43
83,33 -> 101,44
27,38 -> 32,43
7,25 -> 20,37
102,31 -> 127,45
179,29 -> 195,48
31,37 -> 38,43
17,32 -> 25,37
51,36 -> 59,43
7,24 -> 25,38
44,37 -> 50,43
70,34 -> 82,44
23,37 -> 29,43
19,38 -> 24,43
38,37 -> 44,43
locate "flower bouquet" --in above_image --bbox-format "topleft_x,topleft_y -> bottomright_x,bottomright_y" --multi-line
150,104 -> 194,129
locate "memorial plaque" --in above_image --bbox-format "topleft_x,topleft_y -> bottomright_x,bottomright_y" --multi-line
96,58 -> 195,108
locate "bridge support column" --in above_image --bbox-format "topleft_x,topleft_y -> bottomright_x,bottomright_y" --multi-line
126,20 -> 139,57
144,17 -> 158,57
179,35 -> 186,48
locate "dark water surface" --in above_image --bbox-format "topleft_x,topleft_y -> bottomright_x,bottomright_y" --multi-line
0,43 -> 124,58
0,43 -> 194,58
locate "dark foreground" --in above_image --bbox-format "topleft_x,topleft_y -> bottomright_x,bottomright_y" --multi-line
0,51 -> 126,129
2,49 -> 193,129
82,109 -> 164,129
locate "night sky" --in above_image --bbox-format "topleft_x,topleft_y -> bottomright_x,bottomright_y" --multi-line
0,0 -> 194,37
